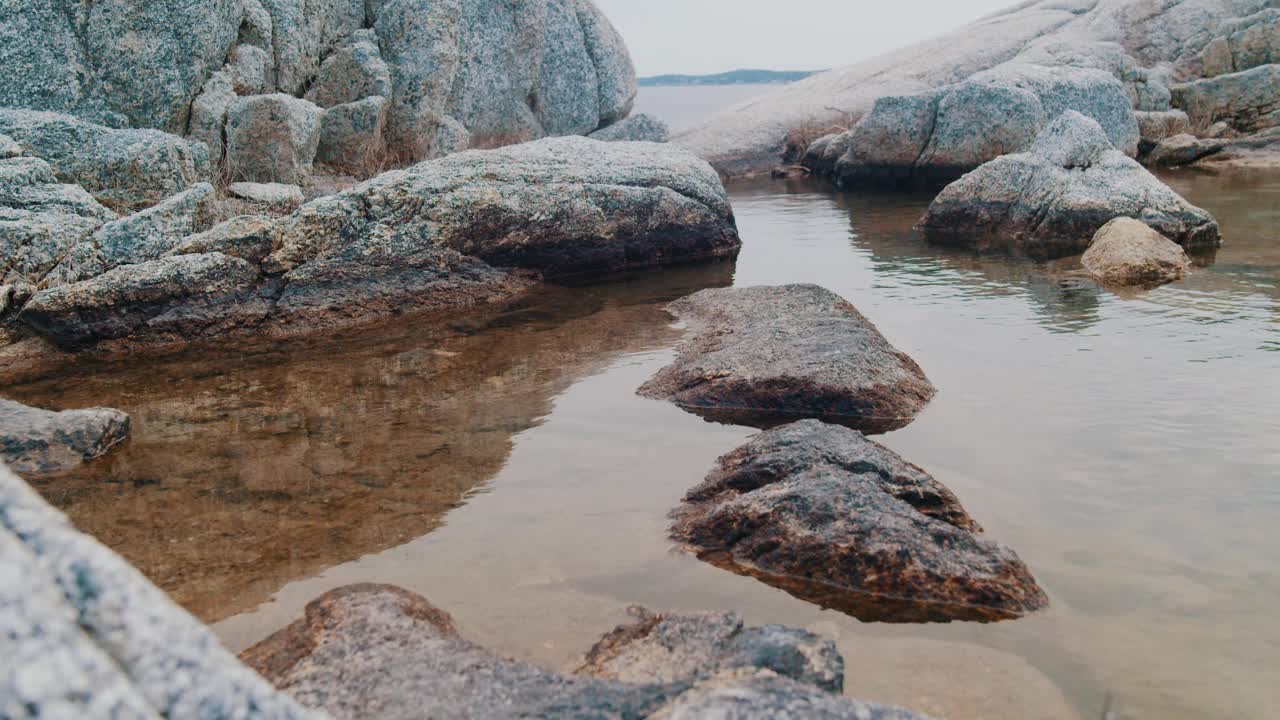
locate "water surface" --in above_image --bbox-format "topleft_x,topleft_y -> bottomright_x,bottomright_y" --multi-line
8,171 -> 1279,719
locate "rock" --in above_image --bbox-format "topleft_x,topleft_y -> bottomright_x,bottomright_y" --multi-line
227,45 -> 270,96
188,72 -> 238,167
1082,217 -> 1192,287
578,607 -> 843,693
647,669 -> 932,720
0,156 -> 115,289
259,0 -> 368,97
589,113 -> 672,142
671,420 -> 1049,623
1195,9 -> 1280,77
815,63 -> 1139,188
62,184 -> 216,281
677,0 -> 1279,175
266,136 -> 740,280
1136,109 -> 1192,147
304,32 -> 394,108
316,97 -> 389,174
1145,133 -> 1228,167
1171,64 -> 1280,134
168,215 -> 277,264
225,95 -> 325,184
19,253 -> 271,351
0,465 -> 316,717
0,134 -> 21,159
638,284 -> 934,433
0,109 -> 211,209
0,400 -> 129,477
243,583 -> 931,720
228,182 -> 305,210
919,112 -> 1221,260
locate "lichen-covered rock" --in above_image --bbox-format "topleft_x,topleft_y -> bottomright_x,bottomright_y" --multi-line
1083,217 -> 1192,287
920,112 -> 1221,259
316,96 -> 389,174
259,0 -> 368,97
814,63 -> 1139,188
1195,9 -> 1280,77
225,95 -> 325,184
588,113 -> 671,142
242,583 -> 931,720
0,134 -> 21,159
671,420 -> 1049,623
0,465 -> 316,718
167,215 -> 277,264
303,31 -> 394,109
1171,64 -> 1280,134
647,669 -> 931,720
578,607 -> 843,693
0,400 -> 129,477
228,182 -> 305,210
638,284 -> 934,433
0,110 -> 210,209
19,253 -> 270,351
188,72 -> 238,166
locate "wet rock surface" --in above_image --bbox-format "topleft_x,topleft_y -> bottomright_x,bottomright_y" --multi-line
0,400 -> 129,477
670,420 -> 1049,623
243,583 -> 933,720
920,112 -> 1221,259
639,284 -> 934,433
0,465 -> 314,718
1083,217 -> 1192,287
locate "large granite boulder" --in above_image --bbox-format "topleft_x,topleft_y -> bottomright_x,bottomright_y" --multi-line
919,112 -> 1221,259
242,583 -> 932,720
812,63 -> 1140,188
589,113 -> 672,143
1082,217 -> 1192,287
0,400 -> 129,477
670,420 -> 1049,623
0,465 -> 316,718
677,0 -> 1280,175
316,96 -> 389,174
1170,64 -> 1280,134
225,95 -> 325,184
0,110 -> 210,209
17,138 -> 740,351
638,284 -> 934,433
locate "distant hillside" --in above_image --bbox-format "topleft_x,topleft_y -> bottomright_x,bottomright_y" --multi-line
639,69 -> 820,87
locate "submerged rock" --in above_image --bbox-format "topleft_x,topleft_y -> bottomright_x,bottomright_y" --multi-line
638,284 -> 934,433
243,583 -> 932,720
1083,217 -> 1191,287
919,112 -> 1221,259
0,109 -> 210,209
670,420 -> 1049,623
0,400 -> 130,477
0,465 -> 316,717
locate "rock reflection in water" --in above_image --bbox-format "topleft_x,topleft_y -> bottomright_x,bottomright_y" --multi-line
4,262 -> 734,622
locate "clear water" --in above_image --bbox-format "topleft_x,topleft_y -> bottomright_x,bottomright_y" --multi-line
7,88 -> 1279,719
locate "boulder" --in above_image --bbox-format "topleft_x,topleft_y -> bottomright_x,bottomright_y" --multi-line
1171,64 -> 1280,134
676,0 -> 1279,175
1145,133 -> 1228,167
1082,217 -> 1192,287
577,607 -> 843,693
638,284 -> 934,434
0,155 -> 115,289
316,97 -> 389,174
228,182 -> 305,210
303,30 -> 394,109
19,253 -> 271,351
167,215 -> 278,264
0,134 -> 21,159
225,95 -> 325,184
919,112 -> 1221,259
188,72 -> 239,167
1135,109 -> 1192,148
0,110 -> 210,209
0,400 -> 129,477
589,113 -> 672,143
1195,9 -> 1280,77
0,465 -> 316,717
813,63 -> 1139,188
242,583 -> 932,720
671,420 -> 1049,623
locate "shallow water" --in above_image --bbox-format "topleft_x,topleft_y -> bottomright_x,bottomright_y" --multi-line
8,170 -> 1279,720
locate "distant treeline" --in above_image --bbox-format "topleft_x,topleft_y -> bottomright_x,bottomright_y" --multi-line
638,69 -> 820,87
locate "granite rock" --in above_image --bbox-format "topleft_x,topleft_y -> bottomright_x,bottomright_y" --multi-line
589,113 -> 672,143
1082,217 -> 1192,287
0,400 -> 129,477
225,95 -> 325,184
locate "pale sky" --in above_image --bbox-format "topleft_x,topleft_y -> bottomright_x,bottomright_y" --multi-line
593,0 -> 1019,76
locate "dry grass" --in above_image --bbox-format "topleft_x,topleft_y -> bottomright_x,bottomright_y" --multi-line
780,108 -> 861,165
